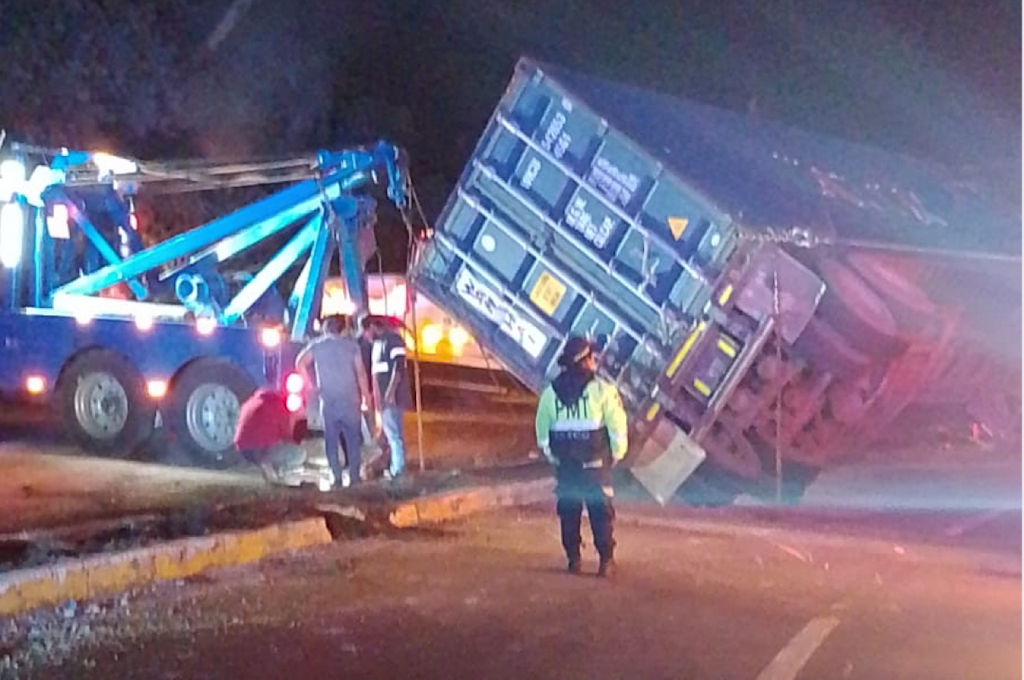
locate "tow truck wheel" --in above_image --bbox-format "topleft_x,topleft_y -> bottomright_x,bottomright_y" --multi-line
58,350 -> 155,455
168,359 -> 256,468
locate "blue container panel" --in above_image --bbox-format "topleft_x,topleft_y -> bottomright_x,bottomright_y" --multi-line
413,64 -> 753,405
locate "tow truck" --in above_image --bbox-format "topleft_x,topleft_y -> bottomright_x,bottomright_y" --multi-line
0,133 -> 409,467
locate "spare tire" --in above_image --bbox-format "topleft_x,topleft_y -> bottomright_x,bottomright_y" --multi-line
815,258 -> 905,359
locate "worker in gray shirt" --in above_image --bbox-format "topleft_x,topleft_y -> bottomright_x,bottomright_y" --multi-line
296,316 -> 372,488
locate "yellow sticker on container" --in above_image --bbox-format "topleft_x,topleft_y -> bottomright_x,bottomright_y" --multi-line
529,271 -> 567,317
668,216 -> 690,240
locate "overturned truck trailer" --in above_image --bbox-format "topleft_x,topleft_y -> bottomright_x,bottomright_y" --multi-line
411,58 -> 1022,503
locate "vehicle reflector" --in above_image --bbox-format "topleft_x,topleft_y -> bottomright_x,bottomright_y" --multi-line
147,380 -> 168,399
25,375 -> 46,394
261,327 -> 282,348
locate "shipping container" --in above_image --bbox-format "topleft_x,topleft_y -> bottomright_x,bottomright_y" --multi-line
411,58 -> 1021,503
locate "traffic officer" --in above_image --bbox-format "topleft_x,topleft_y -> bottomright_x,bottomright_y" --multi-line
535,335 -> 628,577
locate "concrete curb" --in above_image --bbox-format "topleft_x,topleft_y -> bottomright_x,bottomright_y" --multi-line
616,513 -> 1023,575
389,478 -> 553,528
0,518 -> 332,617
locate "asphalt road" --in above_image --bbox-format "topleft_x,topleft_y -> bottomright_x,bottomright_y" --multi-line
9,507 -> 1020,680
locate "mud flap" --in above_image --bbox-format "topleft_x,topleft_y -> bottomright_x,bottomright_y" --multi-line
630,430 -> 707,505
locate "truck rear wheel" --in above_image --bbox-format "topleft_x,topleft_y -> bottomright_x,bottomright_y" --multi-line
844,252 -> 939,333
791,317 -> 871,380
58,350 -> 155,455
168,359 -> 257,468
815,258 -> 905,359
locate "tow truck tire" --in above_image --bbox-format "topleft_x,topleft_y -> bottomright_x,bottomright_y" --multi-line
58,350 -> 155,455
168,359 -> 257,469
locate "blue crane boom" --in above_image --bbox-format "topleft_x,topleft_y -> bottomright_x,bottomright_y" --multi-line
0,137 -> 410,463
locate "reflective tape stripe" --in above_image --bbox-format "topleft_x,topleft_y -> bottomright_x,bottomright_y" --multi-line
717,284 -> 734,307
583,460 -> 604,469
390,347 -> 406,359
646,403 -> 661,421
371,362 -> 389,374
549,418 -> 603,432
717,338 -> 737,358
667,321 -> 706,378
693,378 -> 711,396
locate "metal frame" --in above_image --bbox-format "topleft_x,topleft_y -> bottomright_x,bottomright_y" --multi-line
5,141 -> 407,340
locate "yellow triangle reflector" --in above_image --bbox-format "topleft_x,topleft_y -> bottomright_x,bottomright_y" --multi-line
668,217 -> 689,240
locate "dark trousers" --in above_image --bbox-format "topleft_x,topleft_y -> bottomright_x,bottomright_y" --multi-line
323,414 -> 362,486
556,469 -> 615,561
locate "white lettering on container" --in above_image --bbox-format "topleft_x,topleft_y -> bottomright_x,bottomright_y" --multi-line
541,111 -> 572,160
455,268 -> 546,358
565,194 -> 616,249
520,157 -> 542,191
589,157 -> 641,207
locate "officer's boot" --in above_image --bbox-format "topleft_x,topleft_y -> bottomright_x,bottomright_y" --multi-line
557,498 -> 584,574
597,555 -> 617,579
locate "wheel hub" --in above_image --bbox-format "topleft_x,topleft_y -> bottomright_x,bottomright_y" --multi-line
185,383 -> 240,456
74,372 -> 129,440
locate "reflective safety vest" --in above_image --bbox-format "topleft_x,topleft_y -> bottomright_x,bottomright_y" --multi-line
535,378 -> 628,468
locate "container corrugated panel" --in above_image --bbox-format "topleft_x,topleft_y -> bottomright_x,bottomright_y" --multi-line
413,61 -> 746,410
411,58 -> 1020,409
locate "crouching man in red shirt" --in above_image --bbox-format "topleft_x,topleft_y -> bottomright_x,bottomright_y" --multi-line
234,387 -> 307,482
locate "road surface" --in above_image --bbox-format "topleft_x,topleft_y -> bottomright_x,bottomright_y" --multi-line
5,507 -> 1019,680
0,393 -> 538,533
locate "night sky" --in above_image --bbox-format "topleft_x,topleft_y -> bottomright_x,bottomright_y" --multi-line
0,0 -> 1019,267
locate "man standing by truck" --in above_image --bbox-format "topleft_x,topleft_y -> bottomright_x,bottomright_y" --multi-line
535,336 -> 628,577
297,316 -> 372,488
365,316 -> 411,480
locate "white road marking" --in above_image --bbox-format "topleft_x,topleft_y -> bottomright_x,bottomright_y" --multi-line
755,615 -> 841,680
943,509 -> 1007,537
773,542 -> 812,563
